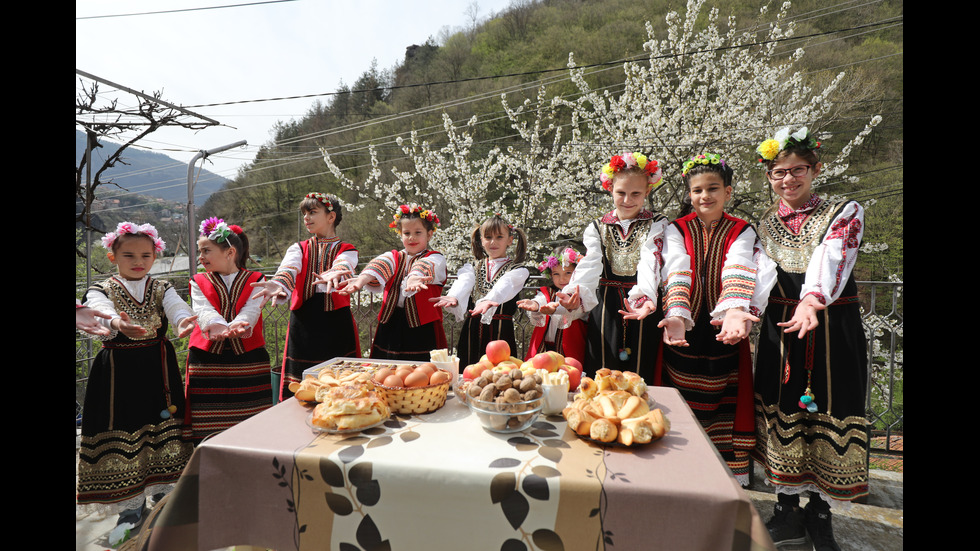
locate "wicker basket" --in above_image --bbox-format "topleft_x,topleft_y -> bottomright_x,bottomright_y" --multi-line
371,369 -> 451,414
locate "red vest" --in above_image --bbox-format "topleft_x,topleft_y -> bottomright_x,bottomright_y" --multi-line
378,250 -> 445,327
290,238 -> 356,311
673,212 -> 749,319
189,270 -> 265,354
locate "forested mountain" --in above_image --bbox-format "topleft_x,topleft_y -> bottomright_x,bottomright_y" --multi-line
199,0 -> 903,281
75,130 -> 229,203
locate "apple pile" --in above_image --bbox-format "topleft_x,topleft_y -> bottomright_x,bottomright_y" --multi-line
461,340 -> 582,391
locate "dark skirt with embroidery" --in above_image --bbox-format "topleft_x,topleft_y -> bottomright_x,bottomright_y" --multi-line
455,297 -> 519,366
752,271 -> 869,502
583,275 -> 663,382
184,346 -> 272,443
369,307 -> 447,361
280,295 -> 360,400
658,308 -> 755,482
77,334 -> 194,513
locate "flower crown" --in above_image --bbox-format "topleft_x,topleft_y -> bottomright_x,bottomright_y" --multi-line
599,152 -> 663,191
756,126 -> 821,163
199,217 -> 242,244
538,247 -> 583,275
101,221 -> 166,253
681,153 -> 727,177
389,203 -> 441,232
305,192 -> 337,211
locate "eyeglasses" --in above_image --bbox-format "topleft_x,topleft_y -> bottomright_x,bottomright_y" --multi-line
767,164 -> 811,180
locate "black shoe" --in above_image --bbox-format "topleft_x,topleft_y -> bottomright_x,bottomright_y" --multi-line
116,504 -> 144,530
804,504 -> 842,551
766,502 -> 807,546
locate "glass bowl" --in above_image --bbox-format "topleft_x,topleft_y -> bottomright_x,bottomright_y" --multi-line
467,395 -> 543,433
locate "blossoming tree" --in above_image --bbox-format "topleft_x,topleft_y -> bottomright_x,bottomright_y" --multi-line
322,0 -> 883,266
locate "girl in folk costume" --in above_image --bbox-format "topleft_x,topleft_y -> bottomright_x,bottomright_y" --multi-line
185,219 -> 272,443
78,222 -> 197,530
338,204 -> 447,361
752,127 -> 868,551
627,154 -> 764,485
250,193 -> 360,400
557,152 -> 668,381
517,245 -> 587,363
433,214 -> 530,366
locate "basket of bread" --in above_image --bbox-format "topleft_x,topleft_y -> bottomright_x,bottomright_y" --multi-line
562,368 -> 670,446
369,362 -> 452,414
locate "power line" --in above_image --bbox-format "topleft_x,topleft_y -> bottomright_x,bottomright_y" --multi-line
76,0 -> 298,20
184,16 -> 902,109
86,2 -> 901,203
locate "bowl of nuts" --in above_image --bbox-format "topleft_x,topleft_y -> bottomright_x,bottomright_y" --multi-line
463,368 -> 544,433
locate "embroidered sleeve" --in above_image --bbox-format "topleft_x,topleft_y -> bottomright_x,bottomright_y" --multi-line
361,252 -> 397,292
563,222 -> 602,316
710,227 -> 759,319
402,253 -> 448,299
329,248 -> 358,275
270,242 -> 304,292
657,224 -> 693,326
802,201 -> 864,303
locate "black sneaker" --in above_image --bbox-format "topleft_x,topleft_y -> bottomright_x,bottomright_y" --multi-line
804,505 -> 842,551
115,504 -> 144,529
766,502 -> 807,546
109,505 -> 145,547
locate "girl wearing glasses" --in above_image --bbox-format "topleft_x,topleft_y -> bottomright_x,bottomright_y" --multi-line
751,127 -> 868,551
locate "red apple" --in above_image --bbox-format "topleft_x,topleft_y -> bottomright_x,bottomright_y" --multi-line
462,363 -> 488,381
564,357 -> 583,371
531,352 -> 559,372
559,364 -> 582,391
486,340 -> 511,365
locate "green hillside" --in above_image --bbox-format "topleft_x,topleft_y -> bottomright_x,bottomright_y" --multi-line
199,0 -> 903,280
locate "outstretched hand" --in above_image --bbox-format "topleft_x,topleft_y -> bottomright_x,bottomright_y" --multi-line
619,299 -> 656,321
76,306 -> 111,336
778,295 -> 825,338
430,296 -> 459,309
113,311 -> 150,339
313,267 -> 353,294
176,315 -> 199,339
404,274 -> 431,293
336,275 -> 367,296
556,286 -> 581,311
250,280 -> 286,307
469,300 -> 499,317
657,317 -> 689,347
711,309 -> 761,345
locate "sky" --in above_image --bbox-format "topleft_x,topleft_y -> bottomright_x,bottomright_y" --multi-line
76,0 -> 516,182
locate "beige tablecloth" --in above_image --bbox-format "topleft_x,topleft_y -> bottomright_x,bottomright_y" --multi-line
148,386 -> 774,551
